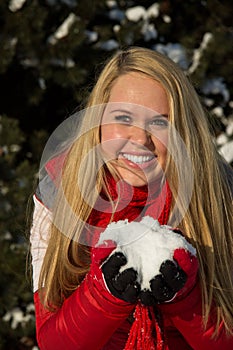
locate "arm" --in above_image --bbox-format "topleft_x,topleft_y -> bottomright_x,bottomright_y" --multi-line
158,283 -> 233,350
34,273 -> 134,350
31,196 -> 134,350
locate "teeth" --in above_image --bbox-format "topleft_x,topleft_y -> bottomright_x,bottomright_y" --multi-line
122,153 -> 154,164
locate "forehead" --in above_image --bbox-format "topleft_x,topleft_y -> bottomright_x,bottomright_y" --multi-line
108,73 -> 169,114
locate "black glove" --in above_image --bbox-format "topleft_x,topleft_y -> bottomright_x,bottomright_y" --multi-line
139,260 -> 187,306
102,252 -> 140,303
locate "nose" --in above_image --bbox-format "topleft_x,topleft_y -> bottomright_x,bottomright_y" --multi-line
130,125 -> 152,147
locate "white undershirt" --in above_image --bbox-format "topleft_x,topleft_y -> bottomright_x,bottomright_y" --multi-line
30,195 -> 51,292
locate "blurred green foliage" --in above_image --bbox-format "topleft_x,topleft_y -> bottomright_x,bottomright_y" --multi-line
0,0 -> 232,348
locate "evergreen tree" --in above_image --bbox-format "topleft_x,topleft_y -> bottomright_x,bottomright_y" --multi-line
0,0 -> 232,348
0,115 -> 46,349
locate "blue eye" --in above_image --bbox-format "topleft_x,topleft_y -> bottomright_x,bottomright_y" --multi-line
114,115 -> 132,123
149,117 -> 168,129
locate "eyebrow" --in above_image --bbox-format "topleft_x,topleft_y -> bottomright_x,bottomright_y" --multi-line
109,109 -> 168,118
109,109 -> 134,115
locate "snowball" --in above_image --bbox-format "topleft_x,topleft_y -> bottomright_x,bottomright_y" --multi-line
98,216 -> 196,290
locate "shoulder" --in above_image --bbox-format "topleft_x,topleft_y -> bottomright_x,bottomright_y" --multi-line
36,153 -> 67,209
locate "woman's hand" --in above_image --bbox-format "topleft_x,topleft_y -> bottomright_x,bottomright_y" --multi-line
139,245 -> 198,305
102,251 -> 140,303
91,240 -> 140,304
96,217 -> 199,306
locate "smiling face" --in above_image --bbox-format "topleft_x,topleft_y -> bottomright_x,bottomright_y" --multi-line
101,73 -> 169,186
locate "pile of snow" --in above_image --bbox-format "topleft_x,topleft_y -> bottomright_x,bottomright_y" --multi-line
98,217 -> 196,290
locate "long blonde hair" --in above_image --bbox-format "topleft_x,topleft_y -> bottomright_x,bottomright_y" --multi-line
38,47 -> 233,334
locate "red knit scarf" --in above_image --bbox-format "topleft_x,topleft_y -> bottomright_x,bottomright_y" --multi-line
88,172 -> 172,349
123,179 -> 171,350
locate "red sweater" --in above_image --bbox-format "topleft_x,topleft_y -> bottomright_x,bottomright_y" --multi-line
33,174 -> 233,349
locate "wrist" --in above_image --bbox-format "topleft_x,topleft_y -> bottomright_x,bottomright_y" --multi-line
157,282 -> 201,315
85,271 -> 136,311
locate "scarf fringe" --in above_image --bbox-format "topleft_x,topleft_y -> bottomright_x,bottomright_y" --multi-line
124,182 -> 171,350
124,303 -> 164,350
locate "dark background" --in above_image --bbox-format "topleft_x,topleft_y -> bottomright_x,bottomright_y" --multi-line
0,0 -> 232,348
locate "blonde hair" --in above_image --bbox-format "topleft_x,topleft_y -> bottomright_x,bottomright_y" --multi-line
38,47 -> 233,334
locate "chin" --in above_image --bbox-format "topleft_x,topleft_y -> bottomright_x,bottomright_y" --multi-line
118,170 -> 147,187
116,165 -> 164,187
125,178 -> 147,187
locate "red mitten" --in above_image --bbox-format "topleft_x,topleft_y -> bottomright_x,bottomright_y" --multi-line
172,247 -> 199,300
140,236 -> 199,305
90,239 -> 117,290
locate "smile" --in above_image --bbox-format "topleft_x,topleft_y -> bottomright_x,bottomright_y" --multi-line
121,153 -> 155,164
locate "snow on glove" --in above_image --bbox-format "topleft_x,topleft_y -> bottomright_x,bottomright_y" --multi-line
97,216 -> 198,306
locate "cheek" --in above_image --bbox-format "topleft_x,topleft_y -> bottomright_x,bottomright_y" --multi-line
101,124 -> 123,141
159,143 -> 168,158
101,125 -> 127,156
152,134 -> 168,158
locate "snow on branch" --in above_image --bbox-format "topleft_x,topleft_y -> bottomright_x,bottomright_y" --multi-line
48,13 -> 77,45
9,0 -> 26,12
188,32 -> 213,74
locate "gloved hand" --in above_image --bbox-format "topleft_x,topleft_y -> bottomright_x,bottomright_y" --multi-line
96,217 -> 198,307
139,245 -> 198,305
102,251 -> 140,303
91,240 -> 140,303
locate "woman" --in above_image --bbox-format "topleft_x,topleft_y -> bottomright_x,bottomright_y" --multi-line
30,47 -> 233,349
